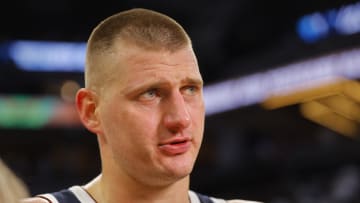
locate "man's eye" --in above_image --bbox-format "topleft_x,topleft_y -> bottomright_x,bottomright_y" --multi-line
139,89 -> 158,100
183,86 -> 198,95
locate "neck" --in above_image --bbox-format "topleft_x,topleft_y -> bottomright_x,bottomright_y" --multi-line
84,174 -> 190,203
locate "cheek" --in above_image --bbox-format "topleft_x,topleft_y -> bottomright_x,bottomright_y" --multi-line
191,101 -> 205,125
190,105 -> 205,137
103,106 -> 160,146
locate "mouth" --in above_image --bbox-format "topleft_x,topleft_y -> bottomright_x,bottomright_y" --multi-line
158,138 -> 192,156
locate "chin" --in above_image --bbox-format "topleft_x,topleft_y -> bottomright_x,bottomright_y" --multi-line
165,160 -> 195,179
161,170 -> 191,185
159,150 -> 198,180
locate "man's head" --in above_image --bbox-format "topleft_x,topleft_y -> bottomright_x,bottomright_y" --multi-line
85,8 -> 192,94
76,8 -> 205,187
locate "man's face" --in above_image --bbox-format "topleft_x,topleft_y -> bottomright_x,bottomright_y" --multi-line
96,44 -> 205,186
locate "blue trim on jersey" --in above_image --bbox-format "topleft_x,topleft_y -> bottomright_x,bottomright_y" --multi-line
196,192 -> 214,203
52,189 -> 81,203
49,187 -> 213,203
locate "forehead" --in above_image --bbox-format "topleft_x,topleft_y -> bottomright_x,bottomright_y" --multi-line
113,44 -> 201,83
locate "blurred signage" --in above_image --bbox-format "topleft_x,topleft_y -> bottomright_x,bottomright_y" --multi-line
0,40 -> 86,72
0,95 -> 81,129
297,1 -> 360,43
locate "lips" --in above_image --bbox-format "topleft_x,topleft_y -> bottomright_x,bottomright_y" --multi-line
158,137 -> 191,155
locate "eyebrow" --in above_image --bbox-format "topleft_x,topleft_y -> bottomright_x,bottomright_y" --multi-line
123,76 -> 203,96
181,77 -> 204,86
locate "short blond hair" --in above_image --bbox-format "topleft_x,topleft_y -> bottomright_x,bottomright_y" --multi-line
85,8 -> 192,91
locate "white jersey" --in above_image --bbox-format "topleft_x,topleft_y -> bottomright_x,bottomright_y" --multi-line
37,185 -> 263,203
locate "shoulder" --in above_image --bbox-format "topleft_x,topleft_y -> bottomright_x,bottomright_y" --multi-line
20,185 -> 95,203
226,200 -> 263,203
190,190 -> 263,203
213,197 -> 263,203
20,197 -> 50,203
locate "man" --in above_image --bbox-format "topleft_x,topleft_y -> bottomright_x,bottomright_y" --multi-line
23,8 -> 262,203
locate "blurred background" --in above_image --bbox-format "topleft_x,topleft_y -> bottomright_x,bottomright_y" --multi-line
1,1 -> 360,202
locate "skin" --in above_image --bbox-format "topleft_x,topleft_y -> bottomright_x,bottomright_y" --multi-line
77,42 -> 205,203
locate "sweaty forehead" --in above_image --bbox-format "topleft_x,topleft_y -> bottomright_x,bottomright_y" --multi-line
135,54 -> 195,70
117,44 -> 199,73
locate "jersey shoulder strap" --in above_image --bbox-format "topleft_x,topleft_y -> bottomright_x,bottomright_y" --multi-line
38,188 -> 81,203
37,186 -> 96,203
53,188 -> 81,203
195,192 -> 215,203
195,191 -> 264,203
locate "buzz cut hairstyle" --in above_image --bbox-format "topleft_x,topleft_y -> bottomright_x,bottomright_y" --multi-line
85,8 -> 192,90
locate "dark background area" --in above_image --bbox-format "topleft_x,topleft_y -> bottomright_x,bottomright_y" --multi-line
1,1 -> 360,203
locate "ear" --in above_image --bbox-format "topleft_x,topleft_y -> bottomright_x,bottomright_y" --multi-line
75,88 -> 103,134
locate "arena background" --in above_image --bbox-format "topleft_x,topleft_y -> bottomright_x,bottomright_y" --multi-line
1,1 -> 360,202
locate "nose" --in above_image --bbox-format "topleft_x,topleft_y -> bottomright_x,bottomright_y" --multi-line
163,91 -> 191,133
